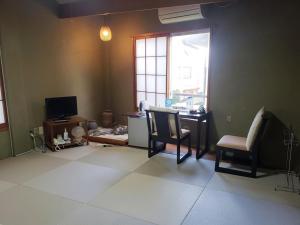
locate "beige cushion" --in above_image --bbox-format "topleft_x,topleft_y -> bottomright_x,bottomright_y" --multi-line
168,114 -> 183,136
246,107 -> 264,150
153,129 -> 190,139
171,129 -> 190,139
150,112 -> 157,132
217,135 -> 248,151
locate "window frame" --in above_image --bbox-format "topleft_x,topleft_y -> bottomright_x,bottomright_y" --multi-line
0,49 -> 8,132
133,28 -> 212,111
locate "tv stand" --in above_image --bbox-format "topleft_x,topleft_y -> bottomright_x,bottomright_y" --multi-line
53,119 -> 69,123
43,116 -> 89,151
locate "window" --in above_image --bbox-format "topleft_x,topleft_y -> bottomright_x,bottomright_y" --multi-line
0,54 -> 8,130
134,30 -> 210,110
169,31 -> 210,109
134,35 -> 168,107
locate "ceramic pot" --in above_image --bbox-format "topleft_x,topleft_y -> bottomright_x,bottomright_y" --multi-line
102,110 -> 113,128
87,120 -> 98,130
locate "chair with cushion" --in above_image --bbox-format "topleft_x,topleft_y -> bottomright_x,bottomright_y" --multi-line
145,107 -> 192,164
215,107 -> 269,178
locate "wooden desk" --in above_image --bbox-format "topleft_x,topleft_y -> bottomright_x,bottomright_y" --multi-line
179,111 -> 211,159
126,111 -> 211,159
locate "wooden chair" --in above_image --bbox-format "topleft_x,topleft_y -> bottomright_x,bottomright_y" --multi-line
145,108 -> 192,164
215,107 -> 269,178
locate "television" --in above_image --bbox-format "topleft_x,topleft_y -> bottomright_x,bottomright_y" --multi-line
45,96 -> 78,120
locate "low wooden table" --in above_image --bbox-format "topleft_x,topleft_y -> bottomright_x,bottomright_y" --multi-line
43,116 -> 89,151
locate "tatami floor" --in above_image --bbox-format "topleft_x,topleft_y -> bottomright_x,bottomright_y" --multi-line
0,144 -> 299,225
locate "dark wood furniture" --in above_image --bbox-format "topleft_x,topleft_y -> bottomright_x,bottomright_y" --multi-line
179,111 -> 211,159
215,115 -> 270,178
43,116 -> 88,151
146,109 -> 192,164
126,111 -> 211,159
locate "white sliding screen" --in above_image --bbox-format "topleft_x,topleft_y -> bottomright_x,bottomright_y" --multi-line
134,35 -> 168,107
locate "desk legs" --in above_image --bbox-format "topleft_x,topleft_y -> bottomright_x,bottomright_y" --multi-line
196,114 -> 210,159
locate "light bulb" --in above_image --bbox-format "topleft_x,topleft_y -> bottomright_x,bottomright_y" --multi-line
100,26 -> 112,42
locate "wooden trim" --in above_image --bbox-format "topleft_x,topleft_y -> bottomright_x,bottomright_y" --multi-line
0,56 -> 8,130
133,32 -> 170,40
132,36 -> 137,111
206,26 -> 213,111
155,37 -> 157,105
166,35 -> 171,98
0,123 -> 8,131
144,37 -> 147,104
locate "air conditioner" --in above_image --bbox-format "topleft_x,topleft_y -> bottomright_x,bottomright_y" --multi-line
158,4 -> 204,24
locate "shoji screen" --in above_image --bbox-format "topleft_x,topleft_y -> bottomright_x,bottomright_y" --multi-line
134,35 -> 168,107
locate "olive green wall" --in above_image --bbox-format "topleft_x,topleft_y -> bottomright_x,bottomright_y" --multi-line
106,0 -> 300,168
0,0 -> 299,169
0,0 -> 105,156
0,131 -> 11,159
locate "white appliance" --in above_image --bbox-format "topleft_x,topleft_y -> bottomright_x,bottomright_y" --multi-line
158,4 -> 204,24
128,116 -> 149,148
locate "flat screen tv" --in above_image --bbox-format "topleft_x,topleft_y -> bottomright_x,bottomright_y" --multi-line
45,96 -> 78,120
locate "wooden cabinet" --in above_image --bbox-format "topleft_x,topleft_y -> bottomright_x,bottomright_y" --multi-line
43,116 -> 88,151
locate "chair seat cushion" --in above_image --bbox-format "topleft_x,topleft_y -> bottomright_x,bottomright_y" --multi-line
152,129 -> 190,139
171,129 -> 190,139
217,135 -> 248,151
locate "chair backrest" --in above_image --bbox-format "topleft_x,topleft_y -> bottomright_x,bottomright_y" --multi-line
246,107 -> 265,151
145,108 -> 181,140
250,114 -> 270,153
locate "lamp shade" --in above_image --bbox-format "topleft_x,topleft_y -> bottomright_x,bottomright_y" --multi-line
99,26 -> 112,42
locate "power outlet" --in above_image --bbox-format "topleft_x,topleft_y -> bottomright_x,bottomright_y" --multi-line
33,127 -> 39,135
226,115 -> 232,123
38,126 -> 44,135
33,126 -> 44,135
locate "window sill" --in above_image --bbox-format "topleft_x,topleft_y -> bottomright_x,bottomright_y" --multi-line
0,125 -> 8,132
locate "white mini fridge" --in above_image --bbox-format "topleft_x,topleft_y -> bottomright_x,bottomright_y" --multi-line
128,116 -> 149,148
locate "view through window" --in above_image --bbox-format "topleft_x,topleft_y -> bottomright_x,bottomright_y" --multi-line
0,50 -> 7,129
0,85 -> 5,124
134,30 -> 210,110
169,31 -> 210,109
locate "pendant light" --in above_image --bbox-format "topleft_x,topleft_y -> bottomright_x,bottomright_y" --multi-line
100,15 -> 112,42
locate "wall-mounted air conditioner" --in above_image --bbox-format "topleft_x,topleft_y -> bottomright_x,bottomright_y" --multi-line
158,4 -> 204,24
